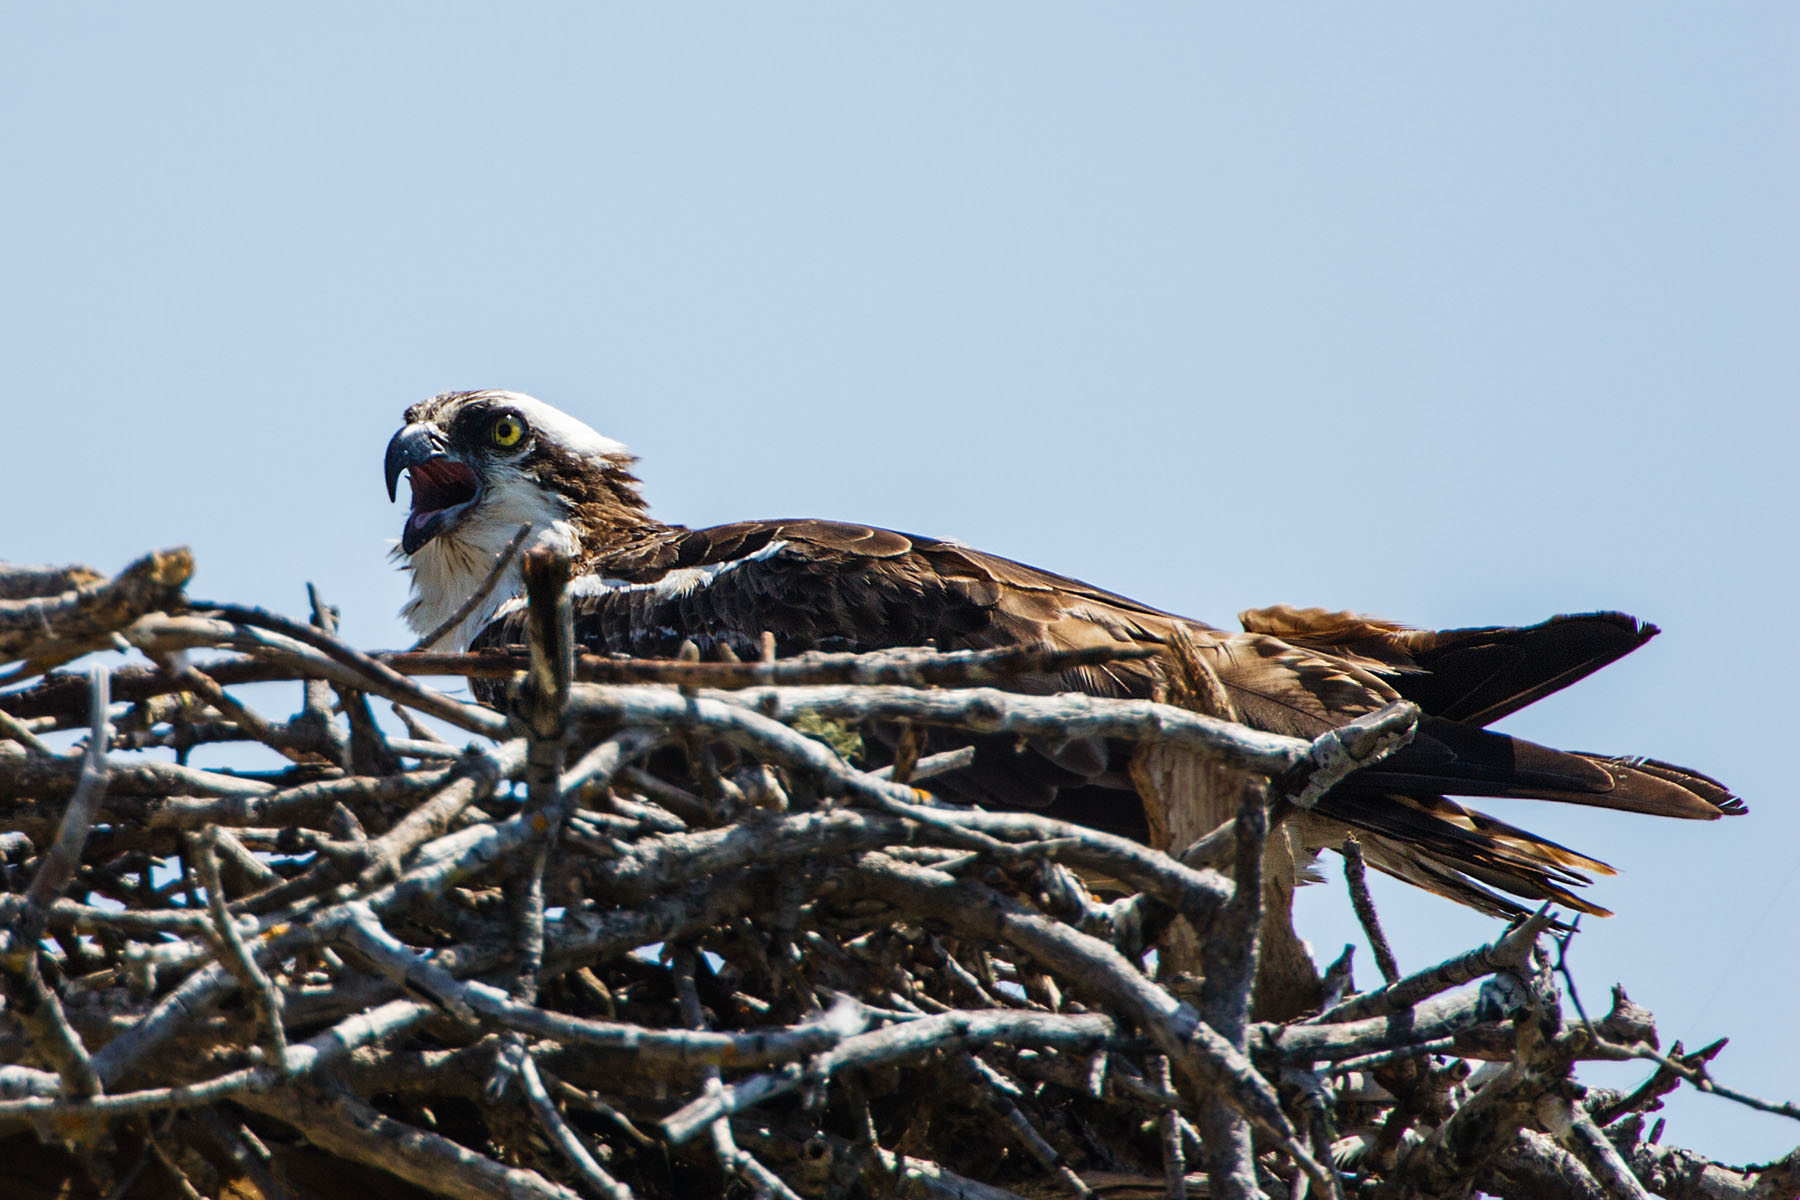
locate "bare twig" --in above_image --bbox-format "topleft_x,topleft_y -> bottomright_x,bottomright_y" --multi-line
1310,905 -> 1551,1026
12,668 -> 111,951
410,522 -> 532,651
1192,778 -> 1271,1200
243,1084 -> 580,1200
1341,834 -> 1399,985
1547,1096 -> 1655,1200
194,827 -> 291,1073
0,704 -> 54,754
392,641 -> 1159,688
506,1039 -> 635,1200
1,668 -> 110,1099
674,945 -> 804,1200
510,547 -> 576,1004
663,1009 -> 1114,1144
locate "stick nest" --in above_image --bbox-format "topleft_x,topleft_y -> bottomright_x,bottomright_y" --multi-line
0,548 -> 1792,1200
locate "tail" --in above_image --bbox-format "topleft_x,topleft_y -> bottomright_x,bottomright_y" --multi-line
1312,735 -> 1740,917
1240,607 -> 1660,726
1244,607 -> 1742,914
1308,791 -> 1619,916
1344,717 -> 1742,820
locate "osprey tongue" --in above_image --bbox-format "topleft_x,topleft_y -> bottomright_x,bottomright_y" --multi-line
401,458 -> 480,552
409,458 -> 479,511
402,501 -> 461,554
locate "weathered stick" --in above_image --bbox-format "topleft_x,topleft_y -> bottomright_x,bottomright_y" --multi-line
0,547 -> 192,667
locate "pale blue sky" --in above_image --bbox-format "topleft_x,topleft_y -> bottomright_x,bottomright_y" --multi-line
3,6 -> 1795,1165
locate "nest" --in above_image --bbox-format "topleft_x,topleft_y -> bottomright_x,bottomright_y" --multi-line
0,547 -> 1791,1200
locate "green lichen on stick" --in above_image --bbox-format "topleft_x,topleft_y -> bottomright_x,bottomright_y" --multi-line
791,711 -> 864,763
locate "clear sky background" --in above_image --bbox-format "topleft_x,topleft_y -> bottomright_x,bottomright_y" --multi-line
3,5 -> 1795,1168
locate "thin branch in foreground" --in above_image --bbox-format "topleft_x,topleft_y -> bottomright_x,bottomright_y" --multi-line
194,827 -> 292,1073
388,640 -> 1162,689
0,703 -> 54,754
507,1039 -> 635,1200
1197,778 -> 1272,1200
410,521 -> 532,651
674,945 -> 804,1200
243,1085 -> 581,1200
13,667 -> 111,951
511,546 -> 576,1005
1,668 -> 109,1099
1341,834 -> 1400,985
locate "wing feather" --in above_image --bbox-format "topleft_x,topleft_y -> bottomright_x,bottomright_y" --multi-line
467,518 -> 1739,917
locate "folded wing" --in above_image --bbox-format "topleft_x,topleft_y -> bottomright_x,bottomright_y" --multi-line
471,521 -> 1741,916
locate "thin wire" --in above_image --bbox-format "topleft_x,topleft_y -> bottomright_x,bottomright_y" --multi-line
1680,857 -> 1800,1041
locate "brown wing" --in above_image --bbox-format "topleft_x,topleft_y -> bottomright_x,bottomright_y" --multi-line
473,518 -> 1203,691
471,519 -> 1740,916
534,518 -> 1179,672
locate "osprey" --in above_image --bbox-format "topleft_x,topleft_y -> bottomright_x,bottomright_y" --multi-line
386,389 -> 1741,917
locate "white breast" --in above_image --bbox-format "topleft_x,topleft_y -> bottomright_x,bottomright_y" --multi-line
399,493 -> 581,651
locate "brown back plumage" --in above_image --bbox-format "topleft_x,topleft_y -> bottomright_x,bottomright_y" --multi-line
471,517 -> 1741,917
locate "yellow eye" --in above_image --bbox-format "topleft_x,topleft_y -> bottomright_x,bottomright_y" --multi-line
490,414 -> 525,448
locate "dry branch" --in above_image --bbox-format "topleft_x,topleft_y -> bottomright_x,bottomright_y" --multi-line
0,548 -> 192,671
0,549 -> 1789,1200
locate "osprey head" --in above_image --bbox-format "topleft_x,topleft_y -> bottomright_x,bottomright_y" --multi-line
385,390 -> 651,646
385,390 -> 642,555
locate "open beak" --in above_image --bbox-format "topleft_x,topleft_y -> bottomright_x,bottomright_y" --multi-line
385,424 -> 482,554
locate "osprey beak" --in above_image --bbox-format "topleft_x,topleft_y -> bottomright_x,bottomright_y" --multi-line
384,424 -> 442,502
386,423 -> 482,555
